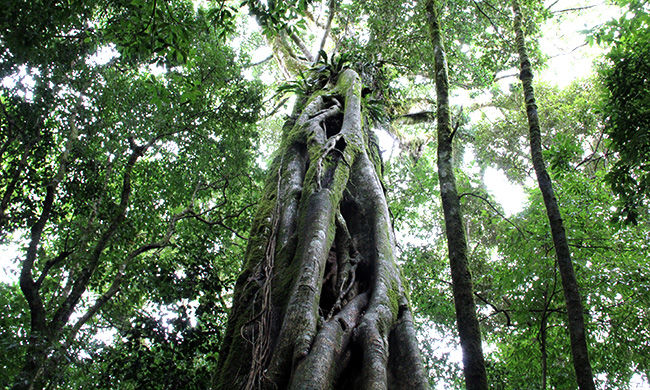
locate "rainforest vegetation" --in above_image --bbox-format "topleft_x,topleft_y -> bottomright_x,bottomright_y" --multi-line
0,0 -> 648,389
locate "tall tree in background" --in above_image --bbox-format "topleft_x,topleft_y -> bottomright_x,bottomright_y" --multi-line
512,0 -> 595,388
425,0 -> 488,388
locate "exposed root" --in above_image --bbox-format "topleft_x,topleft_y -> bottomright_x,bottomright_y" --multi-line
290,292 -> 369,390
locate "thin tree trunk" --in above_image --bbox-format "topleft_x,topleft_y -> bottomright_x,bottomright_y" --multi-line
215,69 -> 429,389
511,1 -> 595,389
539,283 -> 550,390
13,183 -> 55,390
424,1 -> 489,389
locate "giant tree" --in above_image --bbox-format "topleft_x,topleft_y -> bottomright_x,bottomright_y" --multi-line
215,59 -> 429,388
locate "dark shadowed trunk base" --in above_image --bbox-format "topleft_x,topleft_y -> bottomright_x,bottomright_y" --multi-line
215,70 -> 429,390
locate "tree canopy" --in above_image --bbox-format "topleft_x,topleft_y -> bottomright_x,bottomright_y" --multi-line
1,0 -> 649,389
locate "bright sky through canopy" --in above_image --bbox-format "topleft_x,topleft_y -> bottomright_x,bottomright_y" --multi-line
481,0 -> 617,216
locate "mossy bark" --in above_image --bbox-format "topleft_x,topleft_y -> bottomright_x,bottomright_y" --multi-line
512,1 -> 595,389
425,1 -> 489,389
215,69 -> 429,390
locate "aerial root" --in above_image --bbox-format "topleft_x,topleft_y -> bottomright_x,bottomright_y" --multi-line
290,292 -> 368,389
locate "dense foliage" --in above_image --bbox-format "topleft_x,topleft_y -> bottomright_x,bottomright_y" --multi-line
596,0 -> 650,224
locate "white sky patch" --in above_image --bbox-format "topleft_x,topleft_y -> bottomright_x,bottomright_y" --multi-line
484,167 -> 527,216
92,326 -> 118,346
461,147 -> 527,216
375,125 -> 400,159
145,63 -> 168,77
539,0 -> 620,87
416,323 -> 463,380
630,373 -> 650,389
462,145 -> 481,177
243,44 -> 275,83
0,240 -> 21,284
86,44 -> 119,66
145,299 -> 200,330
252,45 -> 273,63
1,65 -> 38,101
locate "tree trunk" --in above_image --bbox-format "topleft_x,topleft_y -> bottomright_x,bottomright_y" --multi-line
424,1 -> 489,389
12,337 -> 53,390
511,1 -> 596,389
215,69 -> 429,389
13,183 -> 56,390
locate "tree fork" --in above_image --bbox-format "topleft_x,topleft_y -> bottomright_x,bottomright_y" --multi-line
215,69 -> 429,389
511,1 -> 596,389
425,0 -> 489,389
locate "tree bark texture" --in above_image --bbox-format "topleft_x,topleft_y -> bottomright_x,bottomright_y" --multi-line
425,1 -> 489,389
512,1 -> 596,389
215,69 -> 429,390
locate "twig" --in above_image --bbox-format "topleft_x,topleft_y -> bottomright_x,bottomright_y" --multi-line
449,106 -> 463,141
288,30 -> 315,62
245,55 -> 274,68
471,0 -> 509,45
474,291 -> 513,327
551,5 -> 597,13
459,192 -> 529,237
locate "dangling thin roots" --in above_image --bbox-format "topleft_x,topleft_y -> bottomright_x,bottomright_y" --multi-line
244,156 -> 284,390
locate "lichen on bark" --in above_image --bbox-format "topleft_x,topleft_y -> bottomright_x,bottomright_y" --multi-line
215,69 -> 429,389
